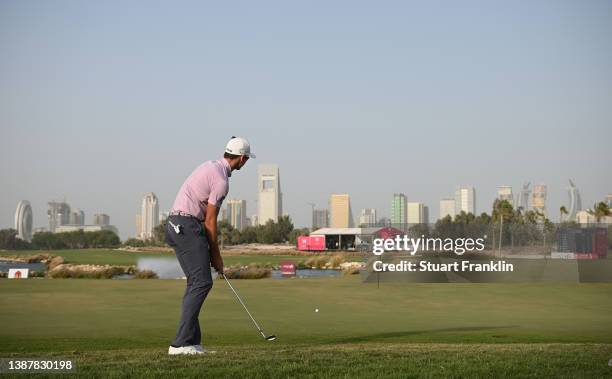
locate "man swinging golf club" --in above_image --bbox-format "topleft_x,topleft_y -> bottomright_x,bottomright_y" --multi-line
165,137 -> 254,355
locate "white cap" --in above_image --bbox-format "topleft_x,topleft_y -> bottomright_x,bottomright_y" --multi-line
225,136 -> 256,158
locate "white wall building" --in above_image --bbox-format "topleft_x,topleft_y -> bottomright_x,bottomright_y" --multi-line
358,208 -> 377,226
439,198 -> 455,220
140,192 -> 159,239
407,202 -> 428,224
15,200 -> 33,242
226,199 -> 247,231
257,164 -> 282,225
455,186 -> 476,215
497,186 -> 513,206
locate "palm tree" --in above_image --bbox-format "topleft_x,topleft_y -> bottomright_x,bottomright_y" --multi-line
559,206 -> 568,222
587,202 -> 611,223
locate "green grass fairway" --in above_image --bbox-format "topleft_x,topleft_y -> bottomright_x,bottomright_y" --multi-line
0,249 -> 324,266
1,277 -> 612,377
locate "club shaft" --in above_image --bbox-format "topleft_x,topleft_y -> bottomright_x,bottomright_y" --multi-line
222,275 -> 265,337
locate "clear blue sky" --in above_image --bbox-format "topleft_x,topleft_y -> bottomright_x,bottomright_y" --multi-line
1,0 -> 611,239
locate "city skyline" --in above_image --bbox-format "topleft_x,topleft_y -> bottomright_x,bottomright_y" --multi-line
2,1 -> 611,239
6,178 -> 611,239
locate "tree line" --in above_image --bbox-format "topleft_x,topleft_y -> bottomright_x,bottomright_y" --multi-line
123,215 -> 310,248
0,229 -> 120,250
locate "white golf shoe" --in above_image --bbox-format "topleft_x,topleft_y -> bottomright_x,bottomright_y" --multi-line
168,345 -> 205,355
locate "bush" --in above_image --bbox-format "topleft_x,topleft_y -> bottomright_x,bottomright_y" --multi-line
48,256 -> 65,270
223,264 -> 271,279
134,270 -> 158,279
342,267 -> 361,275
49,265 -> 126,279
305,256 -> 328,269
328,254 -> 345,269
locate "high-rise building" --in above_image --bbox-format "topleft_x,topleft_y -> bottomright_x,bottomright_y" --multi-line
140,192 -> 159,239
407,202 -> 428,224
439,198 -> 455,220
258,165 -> 282,225
607,194 -> 612,208
330,194 -> 353,228
14,200 -> 33,242
391,193 -> 407,225
313,209 -> 329,229
69,209 -> 85,226
497,186 -> 513,206
48,201 -> 70,233
135,214 -> 142,238
455,186 -> 476,215
159,211 -> 169,223
359,209 -> 377,226
251,214 -> 258,227
226,199 -> 247,231
566,179 -> 582,221
517,182 -> 531,212
532,184 -> 547,216
93,213 -> 110,226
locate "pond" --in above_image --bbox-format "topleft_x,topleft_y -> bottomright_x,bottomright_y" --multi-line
134,257 -> 341,279
0,260 -> 46,273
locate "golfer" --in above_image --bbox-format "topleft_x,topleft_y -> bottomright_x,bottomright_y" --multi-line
165,137 -> 255,355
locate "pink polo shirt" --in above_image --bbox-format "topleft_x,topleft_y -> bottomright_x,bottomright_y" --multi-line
170,159 -> 232,221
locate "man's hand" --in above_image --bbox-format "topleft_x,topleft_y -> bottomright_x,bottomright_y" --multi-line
211,253 -> 224,274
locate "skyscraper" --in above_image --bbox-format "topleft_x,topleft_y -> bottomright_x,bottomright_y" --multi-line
140,192 -> 159,239
439,198 -> 455,220
455,186 -> 476,215
330,194 -> 353,228
135,214 -> 142,238
313,209 -> 329,229
517,182 -> 531,212
407,202 -> 428,224
391,193 -> 407,225
226,199 -> 247,231
566,179 -> 582,221
14,200 -> 33,242
69,209 -> 85,225
497,186 -> 513,206
358,208 -> 377,226
48,201 -> 70,233
93,213 -> 110,226
257,164 -> 282,225
532,185 -> 547,216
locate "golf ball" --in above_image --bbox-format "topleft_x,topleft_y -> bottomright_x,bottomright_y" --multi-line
315,308 -> 319,313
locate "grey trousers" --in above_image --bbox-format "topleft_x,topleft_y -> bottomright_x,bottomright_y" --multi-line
165,215 -> 213,347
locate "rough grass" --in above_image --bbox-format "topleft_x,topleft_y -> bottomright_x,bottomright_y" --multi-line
1,344 -> 611,378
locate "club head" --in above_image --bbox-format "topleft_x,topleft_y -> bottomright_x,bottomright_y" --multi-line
265,335 -> 277,341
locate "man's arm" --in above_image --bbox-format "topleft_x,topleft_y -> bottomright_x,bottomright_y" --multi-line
204,203 -> 224,274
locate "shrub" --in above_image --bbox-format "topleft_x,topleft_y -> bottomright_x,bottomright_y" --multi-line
134,270 -> 158,279
223,264 -> 271,279
328,254 -> 345,269
342,267 -> 361,275
49,265 -> 126,279
48,256 -> 65,270
305,256 -> 328,269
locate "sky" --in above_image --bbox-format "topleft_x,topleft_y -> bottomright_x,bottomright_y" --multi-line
1,0 -> 611,239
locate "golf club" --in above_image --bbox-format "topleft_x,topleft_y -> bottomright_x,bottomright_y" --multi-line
221,274 -> 276,341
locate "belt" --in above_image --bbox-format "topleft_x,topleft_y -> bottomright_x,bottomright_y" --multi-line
169,210 -> 203,222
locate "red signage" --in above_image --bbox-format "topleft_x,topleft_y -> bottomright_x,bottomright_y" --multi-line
280,261 -> 296,276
